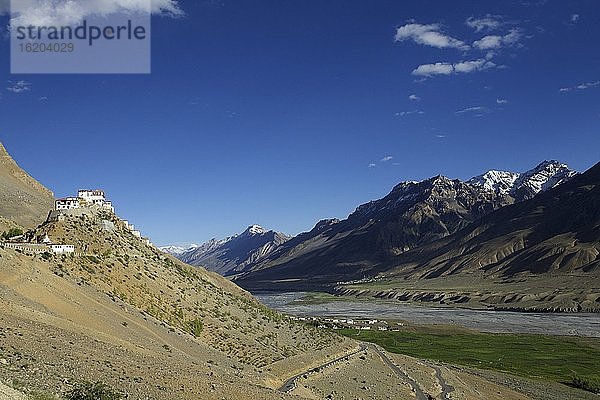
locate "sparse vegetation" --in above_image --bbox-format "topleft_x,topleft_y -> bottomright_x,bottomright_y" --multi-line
27,391 -> 59,400
570,375 -> 600,394
86,255 -> 101,264
65,381 -> 122,400
186,318 -> 204,337
340,327 -> 600,391
2,228 -> 23,240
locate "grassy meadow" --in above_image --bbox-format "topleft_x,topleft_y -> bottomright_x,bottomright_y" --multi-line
339,326 -> 600,392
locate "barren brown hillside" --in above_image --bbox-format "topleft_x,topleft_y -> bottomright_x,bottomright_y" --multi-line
0,143 -> 54,230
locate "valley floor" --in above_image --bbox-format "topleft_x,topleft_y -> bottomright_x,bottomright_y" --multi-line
256,291 -> 600,337
1,252 -> 594,399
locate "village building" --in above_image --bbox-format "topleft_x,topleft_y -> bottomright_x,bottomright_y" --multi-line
3,242 -> 75,255
78,189 -> 106,205
55,197 -> 81,210
54,190 -> 114,213
49,244 -> 75,254
3,243 -> 49,254
78,189 -> 115,212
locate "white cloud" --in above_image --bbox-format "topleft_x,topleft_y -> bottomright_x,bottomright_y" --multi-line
496,98 -> 508,104
473,35 -> 502,49
473,29 -> 522,50
434,134 -> 447,138
368,163 -> 377,168
466,15 -> 503,32
9,0 -> 182,26
560,81 -> 600,93
571,14 -> 580,23
456,106 -> 487,114
380,156 -> 393,162
394,23 -> 469,50
412,62 -> 454,76
454,59 -> 495,73
6,80 -> 31,93
409,94 -> 421,101
412,59 -> 495,77
396,110 -> 425,116
502,29 -> 522,45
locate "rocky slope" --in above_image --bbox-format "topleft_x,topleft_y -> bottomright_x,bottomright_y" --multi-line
234,161 -> 578,291
348,160 -> 600,312
166,225 -> 290,276
0,143 -> 54,230
0,207 -> 359,398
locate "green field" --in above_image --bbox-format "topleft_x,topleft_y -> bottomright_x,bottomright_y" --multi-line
339,327 -> 600,391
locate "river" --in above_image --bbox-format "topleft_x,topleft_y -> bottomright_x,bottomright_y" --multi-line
254,292 -> 600,337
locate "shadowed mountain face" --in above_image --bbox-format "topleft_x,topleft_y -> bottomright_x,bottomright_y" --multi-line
166,225 -> 290,276
385,161 -> 600,280
232,161 -> 580,291
0,143 -> 54,230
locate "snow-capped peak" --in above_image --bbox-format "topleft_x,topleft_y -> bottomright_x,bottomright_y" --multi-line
243,225 -> 267,236
468,160 -> 577,200
514,160 -> 578,194
468,170 -> 519,195
159,244 -> 199,256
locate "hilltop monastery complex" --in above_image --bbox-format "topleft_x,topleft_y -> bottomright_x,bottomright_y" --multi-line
2,189 -> 152,254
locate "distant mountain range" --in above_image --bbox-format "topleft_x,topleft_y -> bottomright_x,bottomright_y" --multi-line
230,160 -> 584,290
165,161 -> 584,287
159,244 -> 200,256
384,160 -> 600,279
161,225 -> 290,276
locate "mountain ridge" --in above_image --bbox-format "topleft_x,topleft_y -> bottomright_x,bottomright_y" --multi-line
333,161 -> 600,312
163,224 -> 291,276
231,160 -> 580,291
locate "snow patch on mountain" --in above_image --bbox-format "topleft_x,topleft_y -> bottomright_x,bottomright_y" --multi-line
468,160 -> 577,200
160,244 -> 199,256
468,170 -> 519,195
513,160 -> 578,195
242,224 -> 267,236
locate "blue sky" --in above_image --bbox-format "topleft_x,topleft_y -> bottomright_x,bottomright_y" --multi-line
0,0 -> 599,245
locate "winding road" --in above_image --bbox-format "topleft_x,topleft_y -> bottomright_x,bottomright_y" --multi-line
278,343 -> 368,393
277,342 -> 444,400
367,343 -> 429,400
427,363 -> 455,399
